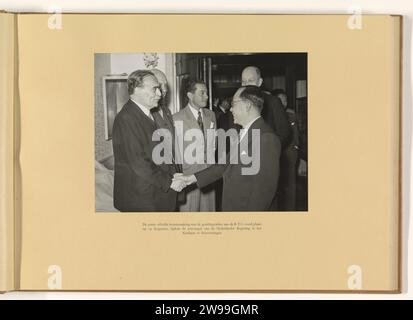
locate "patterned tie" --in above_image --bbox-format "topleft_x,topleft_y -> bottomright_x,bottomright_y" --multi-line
197,110 -> 204,135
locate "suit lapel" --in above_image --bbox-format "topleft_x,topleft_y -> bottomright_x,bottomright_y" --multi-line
239,117 -> 263,161
183,105 -> 199,129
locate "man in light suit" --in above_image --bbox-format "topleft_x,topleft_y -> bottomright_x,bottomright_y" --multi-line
174,86 -> 281,211
173,79 -> 217,212
151,69 -> 184,205
112,70 -> 185,212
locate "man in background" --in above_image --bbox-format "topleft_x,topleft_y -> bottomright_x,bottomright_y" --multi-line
173,79 -> 217,212
151,69 -> 171,115
241,66 -> 291,148
216,97 -> 237,132
151,69 -> 185,206
274,89 -> 300,211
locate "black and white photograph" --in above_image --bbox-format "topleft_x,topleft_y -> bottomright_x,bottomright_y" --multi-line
95,53 -> 308,212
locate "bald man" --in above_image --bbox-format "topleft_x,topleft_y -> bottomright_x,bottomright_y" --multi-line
150,68 -> 182,160
150,69 -> 178,162
112,70 -> 181,212
241,66 -> 291,149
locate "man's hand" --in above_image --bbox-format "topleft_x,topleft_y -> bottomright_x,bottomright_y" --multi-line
173,173 -> 183,179
170,178 -> 186,192
173,173 -> 197,187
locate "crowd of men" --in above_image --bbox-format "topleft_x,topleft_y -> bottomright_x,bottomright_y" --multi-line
112,65 -> 300,212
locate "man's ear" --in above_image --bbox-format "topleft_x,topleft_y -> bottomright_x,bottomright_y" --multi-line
258,78 -> 263,87
187,92 -> 193,101
245,101 -> 252,113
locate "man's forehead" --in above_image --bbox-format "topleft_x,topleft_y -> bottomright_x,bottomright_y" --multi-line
154,75 -> 167,85
143,75 -> 159,86
151,70 -> 167,81
242,68 -> 258,79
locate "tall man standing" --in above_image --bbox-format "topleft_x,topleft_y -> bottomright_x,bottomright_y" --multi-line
112,70 -> 184,212
151,69 -> 184,204
173,79 -> 217,212
150,69 -> 181,171
241,66 -> 291,148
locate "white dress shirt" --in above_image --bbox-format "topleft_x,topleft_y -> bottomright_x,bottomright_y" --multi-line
188,103 -> 203,121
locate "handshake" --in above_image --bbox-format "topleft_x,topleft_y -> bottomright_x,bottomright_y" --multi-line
170,173 -> 197,192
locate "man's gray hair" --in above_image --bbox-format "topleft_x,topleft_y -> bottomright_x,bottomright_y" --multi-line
127,70 -> 155,95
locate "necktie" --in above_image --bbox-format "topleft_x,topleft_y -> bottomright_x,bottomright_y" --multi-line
152,109 -> 182,171
197,110 -> 204,135
152,110 -> 164,126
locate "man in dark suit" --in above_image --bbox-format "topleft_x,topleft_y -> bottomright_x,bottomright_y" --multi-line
150,69 -> 182,173
112,70 -> 184,212
175,86 -> 281,211
215,97 -> 236,132
274,90 -> 300,211
241,66 -> 291,148
241,66 -> 292,210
